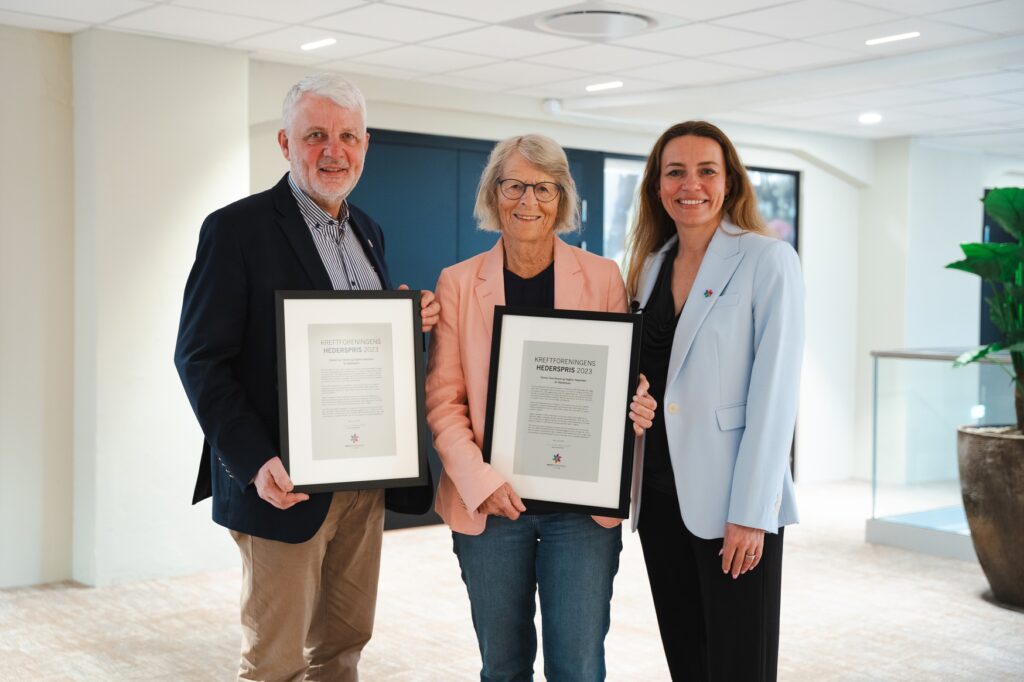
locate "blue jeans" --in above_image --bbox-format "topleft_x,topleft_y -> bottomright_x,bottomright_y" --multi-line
452,513 -> 623,682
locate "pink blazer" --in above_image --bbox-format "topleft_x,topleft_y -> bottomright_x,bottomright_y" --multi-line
426,236 -> 629,535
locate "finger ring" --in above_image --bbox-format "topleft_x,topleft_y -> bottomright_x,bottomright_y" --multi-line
745,553 -> 756,559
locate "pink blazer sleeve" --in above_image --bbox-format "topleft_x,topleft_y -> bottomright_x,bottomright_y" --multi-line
425,266 -> 506,517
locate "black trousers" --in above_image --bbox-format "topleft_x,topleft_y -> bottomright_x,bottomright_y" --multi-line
638,486 -> 784,682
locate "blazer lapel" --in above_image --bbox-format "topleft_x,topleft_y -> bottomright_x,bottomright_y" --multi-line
553,237 -> 584,310
665,225 -> 745,384
474,237 -> 505,339
347,211 -> 390,289
636,236 -> 678,309
272,175 -> 332,290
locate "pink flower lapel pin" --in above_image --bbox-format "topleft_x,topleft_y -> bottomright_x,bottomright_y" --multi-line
703,289 -> 714,298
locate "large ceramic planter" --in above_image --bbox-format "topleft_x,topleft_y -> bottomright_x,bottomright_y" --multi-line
957,425 -> 1024,608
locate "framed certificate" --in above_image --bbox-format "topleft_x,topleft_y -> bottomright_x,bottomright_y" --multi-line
482,306 -> 642,518
275,290 -> 429,494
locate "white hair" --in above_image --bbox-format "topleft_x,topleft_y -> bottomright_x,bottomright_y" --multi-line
282,73 -> 367,132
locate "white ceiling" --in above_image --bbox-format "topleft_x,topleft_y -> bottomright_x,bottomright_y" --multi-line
2,0 -> 1023,155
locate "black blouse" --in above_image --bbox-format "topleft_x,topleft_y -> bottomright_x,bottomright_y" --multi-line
639,245 -> 681,494
504,262 -> 555,309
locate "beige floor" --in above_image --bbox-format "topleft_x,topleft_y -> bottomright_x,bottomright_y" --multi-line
2,481 -> 1022,681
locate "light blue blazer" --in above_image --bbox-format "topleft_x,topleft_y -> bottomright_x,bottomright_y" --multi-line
631,221 -> 804,539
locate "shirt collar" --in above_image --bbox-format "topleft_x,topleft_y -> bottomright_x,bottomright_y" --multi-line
287,173 -> 350,230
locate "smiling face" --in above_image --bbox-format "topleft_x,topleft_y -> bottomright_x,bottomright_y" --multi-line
658,134 -> 729,235
277,93 -> 369,217
497,151 -> 559,247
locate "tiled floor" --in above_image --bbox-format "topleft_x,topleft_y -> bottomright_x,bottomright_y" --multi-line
2,480 -> 1022,680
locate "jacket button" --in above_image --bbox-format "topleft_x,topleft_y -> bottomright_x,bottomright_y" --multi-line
667,403 -> 679,414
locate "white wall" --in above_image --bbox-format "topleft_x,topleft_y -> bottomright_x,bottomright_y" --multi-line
0,25 -> 74,588
72,29 -> 249,586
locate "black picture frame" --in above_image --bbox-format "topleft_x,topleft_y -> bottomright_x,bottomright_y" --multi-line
747,166 -> 800,254
275,290 -> 428,494
482,306 -> 642,518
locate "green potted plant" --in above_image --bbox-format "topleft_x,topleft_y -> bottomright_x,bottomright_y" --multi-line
947,186 -> 1024,609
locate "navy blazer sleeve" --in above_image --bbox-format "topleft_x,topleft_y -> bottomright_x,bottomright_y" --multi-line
174,211 -> 277,491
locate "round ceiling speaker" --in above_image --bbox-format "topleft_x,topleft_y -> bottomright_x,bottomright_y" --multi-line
536,10 -> 655,39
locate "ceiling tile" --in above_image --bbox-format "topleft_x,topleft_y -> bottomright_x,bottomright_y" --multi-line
316,4 -> 481,43
320,59 -> 425,81
898,96 -> 1015,116
929,0 -> 1024,33
613,22 -> 778,57
109,5 -> 283,43
526,44 -> 674,72
708,41 -> 862,71
353,45 -> 495,73
415,74 -> 510,92
804,17 -> 991,55
713,0 -> 901,39
616,0 -> 795,22
0,0 -> 151,23
924,70 -> 1024,96
619,59 -> 765,85
0,9 -> 86,31
171,0 -> 364,24
964,107 -> 1024,125
809,110 -> 974,135
384,0 -> 564,23
509,74 -> 671,99
425,26 -> 587,59
233,26 -> 397,59
937,130 -> 1024,155
831,86 -> 949,108
247,49 -> 326,66
849,0 -> 995,14
709,110 -> 792,127
447,60 -> 588,87
749,98 -> 859,118
993,90 -> 1024,104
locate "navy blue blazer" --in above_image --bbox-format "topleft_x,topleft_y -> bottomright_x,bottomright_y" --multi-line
175,173 -> 432,543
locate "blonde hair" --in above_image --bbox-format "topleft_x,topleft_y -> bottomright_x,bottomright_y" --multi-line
624,121 -> 767,298
474,134 -> 579,234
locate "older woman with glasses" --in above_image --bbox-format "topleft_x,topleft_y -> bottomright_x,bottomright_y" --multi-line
426,133 -> 656,682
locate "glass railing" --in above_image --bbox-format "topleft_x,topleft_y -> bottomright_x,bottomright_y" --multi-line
868,348 -> 1013,559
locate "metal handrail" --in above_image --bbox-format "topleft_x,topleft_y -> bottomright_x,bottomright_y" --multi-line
870,348 -> 1011,364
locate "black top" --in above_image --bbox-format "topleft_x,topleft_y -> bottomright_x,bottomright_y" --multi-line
639,244 -> 681,494
504,261 -> 555,308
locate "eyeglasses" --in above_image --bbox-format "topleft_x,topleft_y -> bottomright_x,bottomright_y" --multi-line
497,178 -> 561,203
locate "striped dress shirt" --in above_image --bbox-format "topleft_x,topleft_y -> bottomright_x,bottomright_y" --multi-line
288,174 -> 381,291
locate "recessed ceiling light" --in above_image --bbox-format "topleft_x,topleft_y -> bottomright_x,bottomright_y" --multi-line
537,10 -> 655,39
585,80 -> 624,93
865,31 -> 920,46
301,38 -> 337,51
858,112 -> 883,125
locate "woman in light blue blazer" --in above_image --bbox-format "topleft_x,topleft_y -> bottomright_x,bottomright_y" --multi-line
624,121 -> 804,682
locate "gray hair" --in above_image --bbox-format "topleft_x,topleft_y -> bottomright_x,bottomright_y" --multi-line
282,73 -> 367,132
474,134 -> 580,234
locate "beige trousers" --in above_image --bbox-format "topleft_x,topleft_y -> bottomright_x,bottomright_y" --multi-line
230,489 -> 385,682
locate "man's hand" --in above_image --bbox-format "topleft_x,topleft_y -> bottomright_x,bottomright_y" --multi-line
254,456 -> 310,510
477,483 -> 526,520
397,285 -> 440,333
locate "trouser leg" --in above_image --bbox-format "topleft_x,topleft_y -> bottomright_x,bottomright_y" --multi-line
453,516 -> 539,682
535,514 -> 622,682
305,489 -> 385,682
